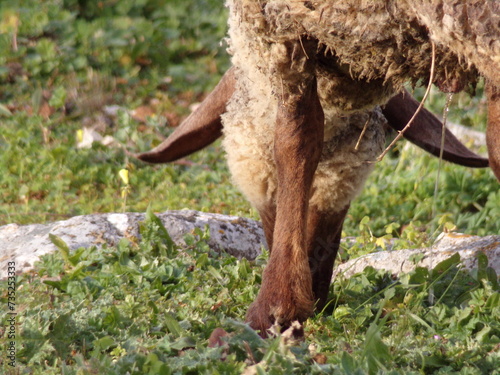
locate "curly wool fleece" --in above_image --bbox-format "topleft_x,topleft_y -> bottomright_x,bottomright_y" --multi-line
220,0 -> 498,215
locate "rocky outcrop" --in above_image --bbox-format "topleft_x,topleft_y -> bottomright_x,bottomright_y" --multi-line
1,210 -> 499,280
0,210 -> 266,278
333,232 -> 500,279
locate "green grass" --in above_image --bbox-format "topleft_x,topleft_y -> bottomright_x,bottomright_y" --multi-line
2,213 -> 499,374
1,0 -> 499,373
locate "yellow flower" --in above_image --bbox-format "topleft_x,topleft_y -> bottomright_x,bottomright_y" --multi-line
76,129 -> 83,143
119,169 -> 129,185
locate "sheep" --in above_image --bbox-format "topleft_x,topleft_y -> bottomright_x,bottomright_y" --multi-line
139,0 -> 499,336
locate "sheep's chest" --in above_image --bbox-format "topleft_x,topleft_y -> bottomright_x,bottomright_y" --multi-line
222,0 -> 390,213
221,66 -> 386,213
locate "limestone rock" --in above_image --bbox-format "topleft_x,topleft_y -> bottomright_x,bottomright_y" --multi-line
334,232 -> 500,280
0,210 -> 266,278
1,211 -> 499,281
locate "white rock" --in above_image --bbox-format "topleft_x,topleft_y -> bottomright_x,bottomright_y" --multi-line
0,210 -> 266,278
333,232 -> 500,279
447,122 -> 486,149
1,211 -> 499,281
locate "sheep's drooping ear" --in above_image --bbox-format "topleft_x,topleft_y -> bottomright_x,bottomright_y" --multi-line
486,83 -> 500,181
136,67 -> 236,164
382,90 -> 489,168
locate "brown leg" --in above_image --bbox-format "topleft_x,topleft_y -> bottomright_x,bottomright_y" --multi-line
257,204 -> 276,252
486,83 -> 500,182
246,41 -> 324,336
257,201 -> 347,311
306,206 -> 348,310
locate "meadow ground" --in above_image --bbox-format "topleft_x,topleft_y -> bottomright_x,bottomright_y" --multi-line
1,1 -> 499,373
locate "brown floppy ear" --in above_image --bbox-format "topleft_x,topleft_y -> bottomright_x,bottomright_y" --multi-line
486,83 -> 500,181
382,90 -> 489,168
137,67 -> 235,164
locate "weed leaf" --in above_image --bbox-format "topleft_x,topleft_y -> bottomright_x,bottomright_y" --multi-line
49,233 -> 75,266
145,205 -> 175,248
164,313 -> 183,337
0,103 -> 12,116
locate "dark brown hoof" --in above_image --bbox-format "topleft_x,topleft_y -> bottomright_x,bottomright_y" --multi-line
246,300 -> 275,338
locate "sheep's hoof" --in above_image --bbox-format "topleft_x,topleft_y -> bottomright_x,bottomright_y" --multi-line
280,321 -> 305,344
246,299 -> 275,337
246,295 -> 310,338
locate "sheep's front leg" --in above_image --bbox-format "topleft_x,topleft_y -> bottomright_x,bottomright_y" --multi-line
246,71 -> 324,335
487,83 -> 500,181
306,206 -> 348,310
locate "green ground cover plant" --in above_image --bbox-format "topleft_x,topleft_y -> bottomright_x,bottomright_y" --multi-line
2,211 -> 500,374
1,0 -> 499,373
